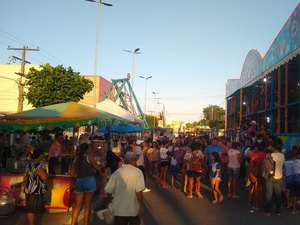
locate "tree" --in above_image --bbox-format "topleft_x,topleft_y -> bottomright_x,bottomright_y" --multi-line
25,64 -> 93,107
202,105 -> 225,129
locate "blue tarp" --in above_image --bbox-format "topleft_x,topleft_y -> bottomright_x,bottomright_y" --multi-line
96,124 -> 144,133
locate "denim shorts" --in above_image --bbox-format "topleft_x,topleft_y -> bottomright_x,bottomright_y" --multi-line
227,167 -> 240,178
74,175 -> 96,193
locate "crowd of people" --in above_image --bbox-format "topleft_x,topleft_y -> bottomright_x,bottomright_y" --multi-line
1,122 -> 300,225
106,122 -> 300,220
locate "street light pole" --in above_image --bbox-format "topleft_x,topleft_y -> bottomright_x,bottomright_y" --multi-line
85,0 -> 112,107
152,91 -> 159,127
139,76 -> 152,114
124,48 -> 140,91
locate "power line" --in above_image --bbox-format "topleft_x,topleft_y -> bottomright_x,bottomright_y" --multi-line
0,29 -> 66,65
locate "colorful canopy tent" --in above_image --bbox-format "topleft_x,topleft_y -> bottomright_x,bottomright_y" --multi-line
96,99 -> 143,125
0,102 -> 130,132
96,124 -> 144,133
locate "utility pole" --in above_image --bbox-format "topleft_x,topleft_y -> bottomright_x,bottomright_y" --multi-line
7,46 -> 39,112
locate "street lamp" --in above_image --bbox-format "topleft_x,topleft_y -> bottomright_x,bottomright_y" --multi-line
124,48 -> 141,91
85,0 -> 113,107
139,75 -> 152,114
152,91 -> 159,127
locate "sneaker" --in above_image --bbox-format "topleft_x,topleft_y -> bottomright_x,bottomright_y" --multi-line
187,195 -> 193,199
292,210 -> 299,215
143,188 -> 151,193
248,209 -> 255,213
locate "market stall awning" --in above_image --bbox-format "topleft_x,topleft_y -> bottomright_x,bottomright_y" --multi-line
4,102 -> 118,120
96,124 -> 144,133
0,102 -> 131,132
96,99 -> 143,124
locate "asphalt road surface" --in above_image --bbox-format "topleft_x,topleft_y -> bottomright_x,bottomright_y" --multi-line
1,175 -> 299,225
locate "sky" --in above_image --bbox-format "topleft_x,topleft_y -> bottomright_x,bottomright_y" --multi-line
0,0 -> 299,123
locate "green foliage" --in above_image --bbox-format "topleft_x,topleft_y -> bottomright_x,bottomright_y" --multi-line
201,105 -> 225,129
25,64 -> 94,107
145,114 -> 155,128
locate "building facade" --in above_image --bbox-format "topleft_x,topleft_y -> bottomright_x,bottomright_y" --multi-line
0,64 -> 111,114
226,3 -> 300,147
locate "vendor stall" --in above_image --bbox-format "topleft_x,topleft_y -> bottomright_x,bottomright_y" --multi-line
0,102 -> 131,212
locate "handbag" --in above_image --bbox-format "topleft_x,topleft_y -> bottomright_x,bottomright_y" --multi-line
103,203 -> 114,224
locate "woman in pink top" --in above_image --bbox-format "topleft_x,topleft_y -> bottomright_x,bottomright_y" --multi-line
227,142 -> 242,198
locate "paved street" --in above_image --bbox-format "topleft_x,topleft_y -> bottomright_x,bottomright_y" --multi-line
1,175 -> 299,225
142,177 -> 299,225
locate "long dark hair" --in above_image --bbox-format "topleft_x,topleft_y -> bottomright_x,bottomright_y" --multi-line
212,152 -> 221,164
77,143 -> 89,165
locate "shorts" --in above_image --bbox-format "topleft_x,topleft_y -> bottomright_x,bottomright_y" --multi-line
227,168 -> 240,178
170,165 -> 179,175
74,175 -> 96,193
187,171 -> 202,178
160,160 -> 169,167
25,194 -> 45,213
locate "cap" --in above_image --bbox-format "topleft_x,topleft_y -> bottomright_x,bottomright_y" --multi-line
251,120 -> 257,125
124,151 -> 138,161
136,140 -> 143,145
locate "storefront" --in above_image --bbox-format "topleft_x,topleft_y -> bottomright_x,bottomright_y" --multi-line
225,3 -> 300,147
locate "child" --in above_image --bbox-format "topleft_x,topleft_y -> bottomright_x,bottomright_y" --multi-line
211,151 -> 223,204
170,152 -> 179,187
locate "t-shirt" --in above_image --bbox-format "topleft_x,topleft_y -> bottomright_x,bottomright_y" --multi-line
175,147 -> 185,165
250,151 -> 267,177
105,164 -> 145,216
228,148 -> 241,169
25,162 -> 47,195
271,152 -> 285,179
160,147 -> 169,161
135,146 -> 144,167
284,160 -> 295,184
293,159 -> 300,183
211,161 -> 221,179
206,144 -> 223,167
48,141 -> 62,160
170,156 -> 177,166
184,151 -> 193,171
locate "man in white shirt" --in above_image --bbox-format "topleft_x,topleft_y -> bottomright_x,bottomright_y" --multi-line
265,138 -> 285,216
105,151 -> 145,225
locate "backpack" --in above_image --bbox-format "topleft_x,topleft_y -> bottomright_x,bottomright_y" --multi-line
190,155 -> 203,172
261,153 -> 276,179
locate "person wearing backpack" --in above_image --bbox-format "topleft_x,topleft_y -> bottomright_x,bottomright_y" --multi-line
263,138 -> 285,216
184,142 -> 205,199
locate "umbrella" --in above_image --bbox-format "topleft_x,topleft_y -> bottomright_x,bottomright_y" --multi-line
97,124 -> 144,133
5,102 -> 123,120
96,99 -> 143,124
1,102 -> 131,132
